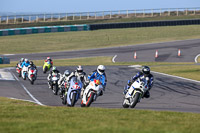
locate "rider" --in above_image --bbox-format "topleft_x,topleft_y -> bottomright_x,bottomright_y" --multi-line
21,58 -> 30,68
16,58 -> 24,68
67,65 -> 88,95
58,69 -> 71,97
28,61 -> 37,75
47,66 -> 61,89
44,57 -> 53,68
123,66 -> 154,98
88,65 -> 107,96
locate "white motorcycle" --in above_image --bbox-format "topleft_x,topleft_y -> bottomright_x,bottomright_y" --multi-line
21,66 -> 28,80
81,79 -> 103,107
122,77 -> 149,108
28,67 -> 37,85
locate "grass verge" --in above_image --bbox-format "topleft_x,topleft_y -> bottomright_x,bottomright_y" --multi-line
0,97 -> 200,133
1,25 -> 200,54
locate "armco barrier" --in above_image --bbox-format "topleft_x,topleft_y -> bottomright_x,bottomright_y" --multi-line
89,19 -> 200,30
0,25 -> 89,36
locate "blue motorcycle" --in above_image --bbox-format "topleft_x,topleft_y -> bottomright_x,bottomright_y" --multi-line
62,77 -> 82,107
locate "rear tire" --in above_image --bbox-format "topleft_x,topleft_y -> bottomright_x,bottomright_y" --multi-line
31,80 -> 34,85
85,92 -> 95,107
130,92 -> 140,108
18,72 -> 21,77
43,66 -> 47,74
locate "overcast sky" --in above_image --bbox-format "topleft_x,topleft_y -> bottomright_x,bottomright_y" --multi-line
1,0 -> 200,13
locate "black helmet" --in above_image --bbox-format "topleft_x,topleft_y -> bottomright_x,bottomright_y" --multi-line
142,66 -> 150,76
30,61 -> 33,65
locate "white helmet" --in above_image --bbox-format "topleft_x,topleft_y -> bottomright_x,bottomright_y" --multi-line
77,65 -> 83,74
97,65 -> 105,75
25,58 -> 28,62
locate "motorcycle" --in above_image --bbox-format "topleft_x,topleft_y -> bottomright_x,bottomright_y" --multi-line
21,66 -> 28,80
50,74 -> 60,95
122,77 -> 149,108
28,67 -> 37,85
81,79 -> 103,107
16,63 -> 22,77
62,77 -> 82,107
43,61 -> 51,74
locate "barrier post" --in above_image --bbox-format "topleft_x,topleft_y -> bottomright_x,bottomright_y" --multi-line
168,8 -> 170,16
6,16 -> 8,24
22,16 -> 23,23
110,11 -> 112,19
151,9 -> 153,17
87,13 -> 89,19
186,8 -> 188,15
14,16 -> 16,24
73,13 -> 75,20
143,9 -> 145,17
160,8 -> 162,16
126,10 -> 128,18
177,8 -> 179,16
95,12 -> 97,19
29,16 -> 31,23
194,8 -> 196,15
0,16 -> 1,24
66,13 -> 68,21
102,11 -> 104,19
44,14 -> 45,22
51,14 -> 53,22
80,13 -> 82,20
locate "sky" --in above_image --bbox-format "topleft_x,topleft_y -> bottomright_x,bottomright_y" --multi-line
1,0 -> 200,13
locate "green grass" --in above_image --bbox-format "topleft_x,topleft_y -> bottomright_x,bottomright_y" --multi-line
0,97 -> 200,133
1,25 -> 200,54
1,15 -> 200,29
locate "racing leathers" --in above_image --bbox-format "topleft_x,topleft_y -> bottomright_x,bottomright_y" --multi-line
88,70 -> 107,96
124,72 -> 154,98
45,59 -> 53,68
67,70 -> 88,95
21,61 -> 30,76
47,70 -> 61,89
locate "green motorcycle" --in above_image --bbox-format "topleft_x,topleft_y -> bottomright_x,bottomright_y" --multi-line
43,61 -> 51,74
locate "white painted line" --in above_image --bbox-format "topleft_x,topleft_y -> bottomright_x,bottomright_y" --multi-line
134,67 -> 200,84
0,69 -> 15,80
3,54 -> 15,56
194,54 -> 200,63
112,55 -> 117,63
128,65 -> 142,68
9,97 -> 37,104
12,72 -> 45,106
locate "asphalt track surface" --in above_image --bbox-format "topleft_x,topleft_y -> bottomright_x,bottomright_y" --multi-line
3,39 -> 200,63
0,65 -> 198,113
1,39 -> 200,113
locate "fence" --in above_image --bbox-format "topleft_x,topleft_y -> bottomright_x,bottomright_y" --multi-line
0,7 -> 200,25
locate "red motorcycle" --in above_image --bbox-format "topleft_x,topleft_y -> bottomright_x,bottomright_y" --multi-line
16,63 -> 22,77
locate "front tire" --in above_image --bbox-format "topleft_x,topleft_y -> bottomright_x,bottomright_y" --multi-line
122,99 -> 129,108
43,66 -> 47,74
69,93 -> 77,107
130,92 -> 140,108
52,85 -> 58,95
62,93 -> 67,105
85,92 -> 95,107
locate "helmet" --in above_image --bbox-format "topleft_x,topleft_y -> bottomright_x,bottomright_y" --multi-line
52,66 -> 57,71
20,58 -> 24,62
25,58 -> 28,63
64,70 -> 70,77
97,65 -> 105,75
77,65 -> 83,74
142,66 -> 150,76
30,61 -> 33,65
47,57 -> 51,60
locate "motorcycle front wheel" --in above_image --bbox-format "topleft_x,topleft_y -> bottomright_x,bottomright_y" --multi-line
69,93 -> 77,107
130,92 -> 140,108
85,92 -> 95,107
52,85 -> 58,95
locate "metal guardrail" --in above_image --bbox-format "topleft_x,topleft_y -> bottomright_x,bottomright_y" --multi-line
0,7 -> 200,25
